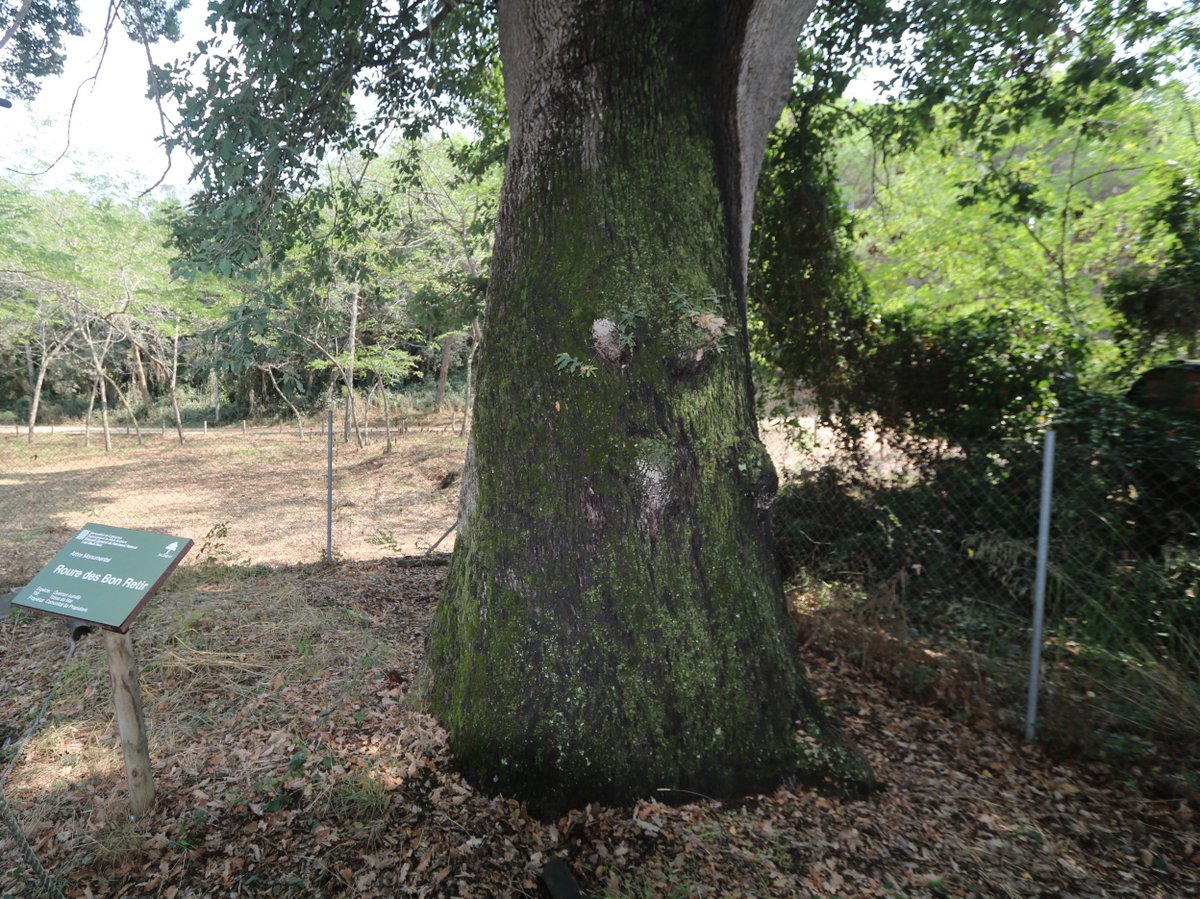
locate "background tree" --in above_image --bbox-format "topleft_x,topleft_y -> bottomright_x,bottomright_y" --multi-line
751,0 -> 1200,449
1107,160 -> 1200,362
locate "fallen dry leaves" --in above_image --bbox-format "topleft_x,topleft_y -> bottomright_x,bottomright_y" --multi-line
1,559 -> 1197,897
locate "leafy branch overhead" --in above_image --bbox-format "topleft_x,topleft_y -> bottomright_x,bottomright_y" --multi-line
153,0 -> 496,274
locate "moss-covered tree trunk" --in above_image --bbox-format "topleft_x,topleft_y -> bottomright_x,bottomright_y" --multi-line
424,0 -> 870,815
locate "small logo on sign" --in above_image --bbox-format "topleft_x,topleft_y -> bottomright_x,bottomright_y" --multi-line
164,542 -> 179,553
77,529 -> 91,541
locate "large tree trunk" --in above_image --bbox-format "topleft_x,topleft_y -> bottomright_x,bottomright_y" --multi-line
424,0 -> 869,815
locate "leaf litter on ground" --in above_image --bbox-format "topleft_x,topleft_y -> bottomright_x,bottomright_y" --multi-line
1,558 -> 1197,897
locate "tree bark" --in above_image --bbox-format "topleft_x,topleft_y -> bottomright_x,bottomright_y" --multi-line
24,324 -> 75,443
82,322 -> 114,453
266,367 -> 305,439
26,351 -> 48,443
380,372 -> 394,453
96,362 -> 112,453
131,339 -> 152,411
424,0 -> 868,815
461,318 -> 481,438
105,371 -> 144,445
434,332 -> 456,413
170,319 -> 185,445
343,282 -> 361,444
84,377 -> 98,447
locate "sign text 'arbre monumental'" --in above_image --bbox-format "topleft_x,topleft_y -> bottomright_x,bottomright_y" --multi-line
13,524 -> 193,633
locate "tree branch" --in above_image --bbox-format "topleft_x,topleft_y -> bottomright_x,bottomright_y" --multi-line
123,0 -> 176,196
0,0 -> 34,55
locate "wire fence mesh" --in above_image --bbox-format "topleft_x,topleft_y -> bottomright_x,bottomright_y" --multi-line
5,403 -> 1198,760
0,406 -> 470,590
772,426 -> 1200,753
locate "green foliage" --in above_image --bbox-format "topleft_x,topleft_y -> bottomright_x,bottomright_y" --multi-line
753,73 -> 1199,451
750,94 -> 871,417
553,352 -> 596,378
749,0 -> 1199,454
802,0 -> 1195,152
1107,164 -> 1200,360
159,0 -> 496,274
846,309 -> 1084,444
0,0 -> 84,101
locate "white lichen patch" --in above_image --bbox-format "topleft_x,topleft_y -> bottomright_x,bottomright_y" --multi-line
590,318 -> 623,362
635,457 -> 671,517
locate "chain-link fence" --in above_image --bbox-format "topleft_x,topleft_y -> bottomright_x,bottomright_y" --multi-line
0,407 -> 469,590
773,426 -> 1200,764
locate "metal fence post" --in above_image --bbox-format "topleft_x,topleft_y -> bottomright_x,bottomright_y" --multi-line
1025,429 -> 1056,741
326,405 -> 334,563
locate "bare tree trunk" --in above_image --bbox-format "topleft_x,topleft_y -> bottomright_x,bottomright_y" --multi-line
345,385 -> 365,448
105,372 -> 144,445
23,343 -> 35,397
460,318 -> 481,438
130,340 -> 152,411
265,367 -> 305,439
81,321 -> 115,453
363,381 -> 377,444
84,377 -> 97,448
170,319 -> 185,445
26,355 -> 47,444
344,282 -> 360,443
97,366 -> 112,453
380,372 -> 393,453
434,332 -> 456,414
24,325 -> 75,443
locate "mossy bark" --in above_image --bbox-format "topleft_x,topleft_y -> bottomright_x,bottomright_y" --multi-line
424,0 -> 870,816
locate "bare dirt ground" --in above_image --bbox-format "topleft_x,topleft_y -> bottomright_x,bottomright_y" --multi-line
3,416 -> 853,591
0,425 -> 467,589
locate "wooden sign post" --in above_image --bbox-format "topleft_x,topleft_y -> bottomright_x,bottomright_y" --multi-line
103,630 -> 155,815
14,524 -> 192,815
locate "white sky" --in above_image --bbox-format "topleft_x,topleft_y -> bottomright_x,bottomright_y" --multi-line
0,1 -> 213,199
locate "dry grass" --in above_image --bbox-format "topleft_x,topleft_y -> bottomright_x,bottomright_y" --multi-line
2,558 -> 438,891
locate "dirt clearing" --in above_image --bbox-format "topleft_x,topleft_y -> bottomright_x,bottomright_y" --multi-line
0,428 -> 466,588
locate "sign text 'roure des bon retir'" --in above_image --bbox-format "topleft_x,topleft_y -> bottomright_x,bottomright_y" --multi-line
13,524 -> 193,632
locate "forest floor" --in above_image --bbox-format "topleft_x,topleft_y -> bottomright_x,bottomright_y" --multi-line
2,557 -> 1197,898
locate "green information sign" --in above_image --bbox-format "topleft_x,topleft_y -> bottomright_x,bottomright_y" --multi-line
13,523 -> 193,633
